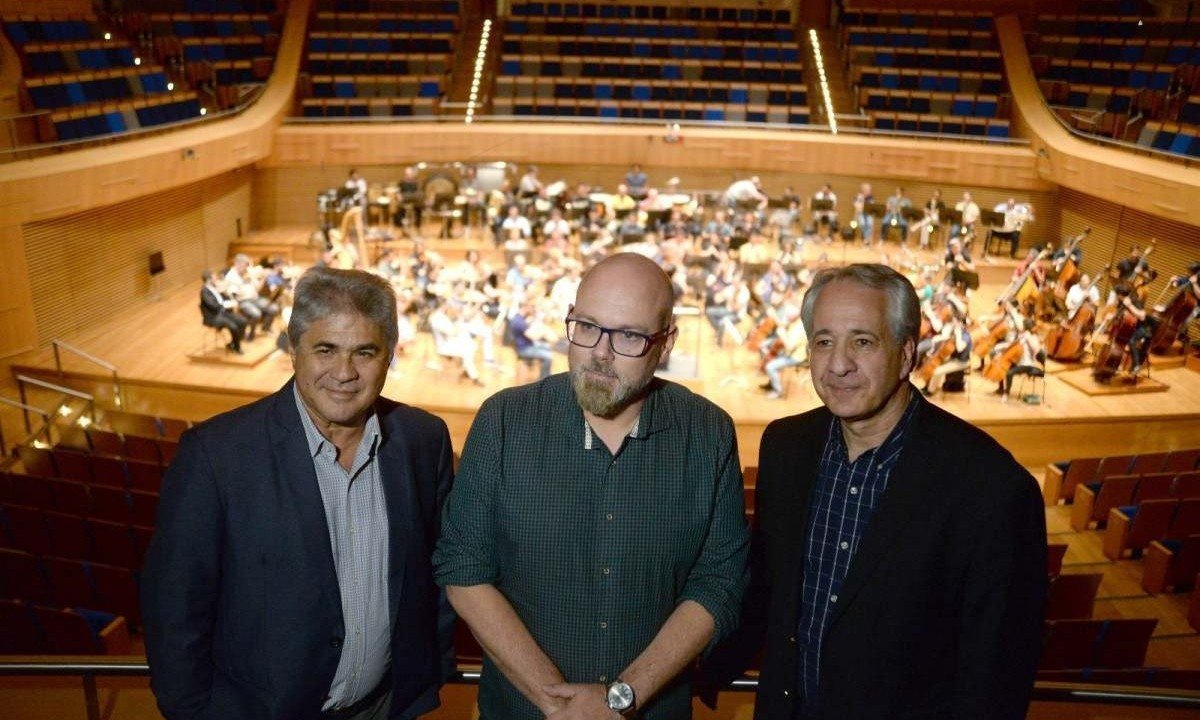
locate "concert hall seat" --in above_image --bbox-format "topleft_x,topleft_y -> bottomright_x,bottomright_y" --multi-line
1047,543 -> 1068,577
0,601 -> 46,654
1,504 -> 54,557
35,604 -> 131,654
0,548 -> 52,603
1142,534 -> 1200,594
1129,452 -> 1168,476
1040,618 -> 1157,670
1164,449 -> 1200,473
1104,498 -> 1178,559
1070,473 -> 1137,531
50,447 -> 92,483
1044,456 -> 1100,505
1045,572 -> 1103,620
43,511 -> 90,561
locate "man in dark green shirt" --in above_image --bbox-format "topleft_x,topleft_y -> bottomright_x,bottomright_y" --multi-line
435,253 -> 749,719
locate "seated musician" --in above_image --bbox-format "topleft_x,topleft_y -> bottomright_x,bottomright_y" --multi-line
224,254 -> 279,341
509,299 -> 554,379
1065,273 -> 1100,320
541,207 -> 570,242
625,163 -> 649,198
1113,285 -> 1156,378
760,305 -> 808,400
943,237 -> 976,292
919,315 -> 973,397
608,183 -> 637,220
459,166 -> 487,228
881,187 -> 912,238
428,301 -> 484,386
1167,263 -> 1200,345
811,182 -> 838,241
724,176 -> 768,212
996,319 -> 1044,400
993,198 -> 1034,258
499,204 -> 532,245
909,189 -> 944,249
853,182 -> 875,246
951,191 -> 980,247
397,165 -> 422,229
516,164 -> 543,200
704,261 -> 749,347
199,269 -> 247,354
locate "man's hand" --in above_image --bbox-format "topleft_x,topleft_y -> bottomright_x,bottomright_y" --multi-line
542,683 -> 620,720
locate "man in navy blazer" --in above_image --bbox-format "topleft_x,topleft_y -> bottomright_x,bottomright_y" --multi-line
143,267 -> 455,720
707,264 -> 1046,720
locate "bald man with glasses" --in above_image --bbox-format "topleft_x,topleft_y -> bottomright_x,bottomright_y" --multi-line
435,253 -> 749,720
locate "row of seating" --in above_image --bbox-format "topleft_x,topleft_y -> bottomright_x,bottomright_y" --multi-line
500,55 -> 804,84
511,2 -> 790,23
145,12 -> 275,38
1,503 -> 154,571
491,97 -> 811,125
25,69 -> 171,110
1,471 -> 157,531
300,97 -> 437,118
848,46 -> 1003,73
1135,120 -> 1200,157
21,41 -> 137,74
496,76 -> 807,105
1039,618 -> 1157,670
1104,498 -> 1200,559
308,32 -> 454,54
1038,667 -> 1200,690
1073,470 -> 1200,531
179,35 -> 270,62
2,18 -> 102,45
869,112 -> 1011,138
859,88 -> 1006,118
840,9 -> 992,31
501,36 -> 804,63
507,19 -> 793,43
1038,58 -> 1177,91
1034,35 -> 1200,65
0,547 -> 141,627
1040,80 -> 1146,114
17,444 -> 166,494
305,52 -> 448,76
843,27 -> 995,52
1043,448 -> 1200,505
1036,15 -> 1199,40
853,66 -> 1005,95
1182,95 -> 1200,125
309,75 -> 441,99
0,599 -> 129,655
50,93 -> 202,141
321,0 -> 460,13
1045,572 -> 1103,621
313,12 -> 458,34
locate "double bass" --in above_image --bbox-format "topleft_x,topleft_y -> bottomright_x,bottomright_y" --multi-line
1092,301 -> 1139,381
1044,300 -> 1097,362
1051,228 -> 1091,298
1149,270 -> 1200,354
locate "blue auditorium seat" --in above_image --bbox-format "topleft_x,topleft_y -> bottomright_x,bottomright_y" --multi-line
703,108 -> 724,121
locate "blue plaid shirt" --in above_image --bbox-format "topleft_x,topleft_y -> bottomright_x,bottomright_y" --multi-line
795,391 -> 921,714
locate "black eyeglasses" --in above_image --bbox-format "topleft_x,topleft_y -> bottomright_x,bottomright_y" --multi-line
564,318 -> 674,358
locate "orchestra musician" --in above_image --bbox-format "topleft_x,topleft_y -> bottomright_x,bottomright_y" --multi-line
951,191 -> 980,248
908,189 -> 945,249
992,198 -> 1034,259
724,175 -> 769,212
881,187 -> 912,239
516,164 -> 543,200
338,168 -> 368,248
396,165 -> 423,231
1165,263 -> 1200,346
428,301 -> 485,386
199,269 -> 248,354
852,182 -> 875,246
759,305 -> 808,400
1114,285 -> 1156,378
1065,273 -> 1100,320
811,182 -> 838,242
944,237 -> 977,293
918,315 -> 973,397
996,319 -> 1045,401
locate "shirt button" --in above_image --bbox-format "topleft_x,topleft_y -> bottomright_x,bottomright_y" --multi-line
602,567 -> 611,575
849,487 -> 858,495
783,689 -> 791,697
599,675 -> 608,682
600,621 -> 608,629
788,635 -> 796,643
830,594 -> 839,603
606,513 -> 614,521
840,541 -> 849,550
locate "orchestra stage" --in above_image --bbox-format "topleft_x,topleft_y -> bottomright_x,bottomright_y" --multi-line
4,226 -> 1200,470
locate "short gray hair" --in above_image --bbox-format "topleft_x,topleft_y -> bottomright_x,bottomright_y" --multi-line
800,264 -> 920,346
288,267 -> 398,352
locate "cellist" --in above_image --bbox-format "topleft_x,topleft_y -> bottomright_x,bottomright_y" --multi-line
1164,263 -> 1200,347
919,315 -> 973,397
1116,286 -> 1156,378
996,319 -> 1045,401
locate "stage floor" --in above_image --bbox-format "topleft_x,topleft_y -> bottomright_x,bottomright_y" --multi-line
5,226 -> 1200,468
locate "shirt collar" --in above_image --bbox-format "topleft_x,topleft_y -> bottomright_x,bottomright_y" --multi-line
827,385 -> 922,465
293,383 -> 380,460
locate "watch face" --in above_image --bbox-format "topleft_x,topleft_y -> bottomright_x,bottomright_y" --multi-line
607,681 -> 634,711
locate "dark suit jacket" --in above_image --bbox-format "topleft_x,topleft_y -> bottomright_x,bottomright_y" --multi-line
199,285 -> 236,326
142,381 -> 456,720
712,393 -> 1046,720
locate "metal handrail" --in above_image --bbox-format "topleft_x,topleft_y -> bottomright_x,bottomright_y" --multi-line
0,396 -> 53,451
13,375 -> 96,432
51,340 -> 123,408
1,658 -> 1199,720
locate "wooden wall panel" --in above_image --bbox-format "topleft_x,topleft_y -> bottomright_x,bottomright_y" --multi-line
0,0 -> 91,15
21,171 -> 251,345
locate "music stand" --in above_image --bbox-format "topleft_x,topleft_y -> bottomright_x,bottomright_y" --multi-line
900,206 -> 924,222
645,208 -> 671,231
811,198 -> 833,212
863,201 -> 887,218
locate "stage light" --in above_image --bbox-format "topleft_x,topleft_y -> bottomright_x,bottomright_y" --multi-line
134,57 -> 142,65
58,404 -> 72,417
104,32 -> 111,40
77,415 -> 92,428
199,107 -> 207,116
167,82 -> 175,91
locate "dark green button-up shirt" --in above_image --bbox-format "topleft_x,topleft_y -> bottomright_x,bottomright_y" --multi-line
434,373 -> 749,720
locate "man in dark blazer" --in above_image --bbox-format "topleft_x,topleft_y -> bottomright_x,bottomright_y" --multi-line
199,268 -> 247,353
144,267 -> 455,720
715,264 -> 1046,720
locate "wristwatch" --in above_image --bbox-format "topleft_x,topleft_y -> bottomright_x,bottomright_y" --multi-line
606,679 -> 636,717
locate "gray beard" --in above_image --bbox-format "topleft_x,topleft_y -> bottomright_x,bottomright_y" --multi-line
570,361 -> 654,419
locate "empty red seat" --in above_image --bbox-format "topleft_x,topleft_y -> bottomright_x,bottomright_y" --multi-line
126,459 -> 163,493
1071,474 -> 1137,531
1128,452 -> 1167,476
42,555 -> 97,609
88,485 -> 132,524
1045,572 -> 1103,620
90,455 -> 127,488
1040,619 -> 1102,670
48,478 -> 90,516
1093,618 -> 1157,668
1168,498 -> 1200,540
86,428 -> 126,457
0,548 -> 52,603
0,600 -> 44,653
89,519 -> 139,569
1047,543 -> 1068,576
2,504 -> 53,556
1163,449 -> 1200,473
123,433 -> 162,465
15,445 -> 56,477
1133,472 -> 1175,502
1103,498 -> 1177,559
6,472 -> 56,510
44,511 -> 90,561
1142,534 -> 1200,594
1174,471 -> 1200,499
51,448 -> 92,483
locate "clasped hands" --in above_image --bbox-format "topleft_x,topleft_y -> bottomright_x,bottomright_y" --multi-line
541,682 -> 622,719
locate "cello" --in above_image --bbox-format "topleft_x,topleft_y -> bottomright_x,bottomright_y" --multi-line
1149,269 -> 1200,354
1045,301 -> 1097,362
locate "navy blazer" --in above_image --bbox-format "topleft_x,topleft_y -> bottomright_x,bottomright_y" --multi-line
707,394 -> 1047,720
142,381 -> 455,720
